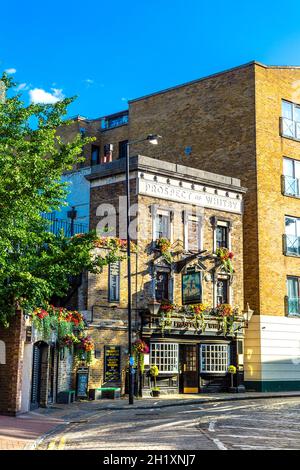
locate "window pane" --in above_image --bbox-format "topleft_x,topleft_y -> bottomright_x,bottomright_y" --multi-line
217,278 -> 228,304
155,213 -> 169,239
282,101 -> 293,119
285,217 -> 297,236
188,218 -> 200,251
283,158 -> 294,177
216,225 -> 228,249
294,106 -> 300,123
155,272 -> 169,301
287,277 -> 298,298
108,262 -> 120,302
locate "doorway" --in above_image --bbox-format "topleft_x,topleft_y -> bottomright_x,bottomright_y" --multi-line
179,344 -> 199,393
30,342 -> 43,409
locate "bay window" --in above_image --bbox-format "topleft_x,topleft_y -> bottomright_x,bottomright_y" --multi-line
150,343 -> 179,373
200,344 -> 230,373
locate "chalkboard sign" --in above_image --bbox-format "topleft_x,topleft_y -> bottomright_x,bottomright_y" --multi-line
104,346 -> 121,382
76,367 -> 89,398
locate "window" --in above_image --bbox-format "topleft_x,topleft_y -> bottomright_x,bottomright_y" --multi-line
91,145 -> 100,166
287,277 -> 300,316
118,140 -> 128,159
217,277 -> 229,304
281,100 -> 300,139
103,144 -> 113,163
150,343 -> 179,373
185,214 -> 201,251
155,271 -> 169,301
79,127 -> 86,138
283,158 -> 300,197
101,113 -> 129,130
108,262 -> 120,302
154,210 -> 171,240
285,216 -> 300,256
216,222 -> 229,249
200,344 -> 229,373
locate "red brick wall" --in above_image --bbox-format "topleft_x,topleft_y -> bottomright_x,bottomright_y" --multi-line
0,312 -> 25,415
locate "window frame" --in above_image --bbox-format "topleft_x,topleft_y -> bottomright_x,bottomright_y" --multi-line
281,100 -> 300,140
150,343 -> 179,374
212,217 -> 232,252
200,343 -> 230,374
152,207 -> 172,242
108,261 -> 120,303
118,140 -> 128,159
184,211 -> 202,252
283,157 -> 300,197
286,276 -> 300,316
91,144 -> 100,166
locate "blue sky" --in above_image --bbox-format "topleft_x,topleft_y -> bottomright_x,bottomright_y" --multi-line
1,0 -> 300,118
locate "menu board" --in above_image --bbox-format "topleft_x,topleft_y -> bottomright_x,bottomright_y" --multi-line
104,346 -> 121,382
76,367 -> 89,398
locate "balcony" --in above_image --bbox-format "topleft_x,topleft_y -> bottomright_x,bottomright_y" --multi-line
286,297 -> 300,316
280,116 -> 300,141
283,234 -> 300,257
42,214 -> 89,237
282,175 -> 300,198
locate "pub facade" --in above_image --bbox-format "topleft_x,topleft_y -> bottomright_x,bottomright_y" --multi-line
86,155 -> 250,395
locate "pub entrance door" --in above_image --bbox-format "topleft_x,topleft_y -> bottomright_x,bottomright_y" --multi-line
179,344 -> 199,393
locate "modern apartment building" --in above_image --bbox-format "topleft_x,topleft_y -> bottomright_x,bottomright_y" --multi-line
76,61 -> 300,391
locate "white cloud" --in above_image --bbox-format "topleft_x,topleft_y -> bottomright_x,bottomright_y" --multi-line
5,68 -> 16,74
121,97 -> 128,102
85,78 -> 94,85
15,83 -> 28,92
29,87 -> 65,104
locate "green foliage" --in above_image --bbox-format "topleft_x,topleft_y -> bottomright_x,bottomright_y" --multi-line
0,74 -> 119,325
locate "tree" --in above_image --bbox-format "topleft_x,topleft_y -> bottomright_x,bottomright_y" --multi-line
0,74 -> 118,325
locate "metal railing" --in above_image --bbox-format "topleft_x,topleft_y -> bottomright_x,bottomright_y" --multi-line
283,234 -> 300,256
42,214 -> 89,237
286,297 -> 300,316
282,175 -> 300,197
280,116 -> 300,140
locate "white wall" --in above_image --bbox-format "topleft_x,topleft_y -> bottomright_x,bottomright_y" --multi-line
244,315 -> 300,383
21,343 -> 33,412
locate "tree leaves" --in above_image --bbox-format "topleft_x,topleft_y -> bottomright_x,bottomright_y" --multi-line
0,76 -> 115,325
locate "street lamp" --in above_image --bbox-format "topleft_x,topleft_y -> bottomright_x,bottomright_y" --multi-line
126,134 -> 162,405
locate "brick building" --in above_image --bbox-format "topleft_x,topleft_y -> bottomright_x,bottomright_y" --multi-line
85,156 -> 248,394
72,61 -> 300,392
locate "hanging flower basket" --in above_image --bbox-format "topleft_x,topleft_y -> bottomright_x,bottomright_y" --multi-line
155,238 -> 173,263
216,247 -> 234,273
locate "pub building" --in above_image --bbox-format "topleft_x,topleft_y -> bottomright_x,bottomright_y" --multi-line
86,155 -> 251,395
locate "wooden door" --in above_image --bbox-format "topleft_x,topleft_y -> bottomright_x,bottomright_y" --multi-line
180,345 -> 199,393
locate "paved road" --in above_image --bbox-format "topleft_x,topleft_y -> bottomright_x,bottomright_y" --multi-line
37,397 -> 300,450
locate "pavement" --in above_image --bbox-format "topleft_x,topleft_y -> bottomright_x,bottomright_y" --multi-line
1,391 -> 300,450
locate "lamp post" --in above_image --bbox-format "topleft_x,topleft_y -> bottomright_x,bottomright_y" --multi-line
126,134 -> 162,405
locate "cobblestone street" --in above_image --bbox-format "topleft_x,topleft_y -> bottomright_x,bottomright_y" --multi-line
36,397 -> 300,450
